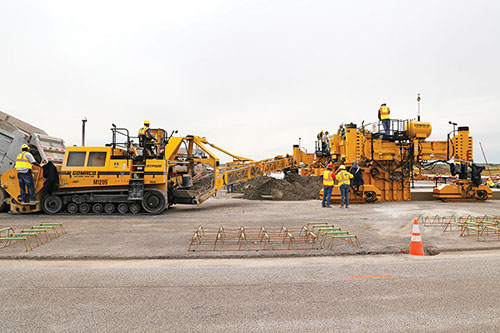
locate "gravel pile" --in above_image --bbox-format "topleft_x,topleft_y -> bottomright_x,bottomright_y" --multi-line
238,174 -> 322,201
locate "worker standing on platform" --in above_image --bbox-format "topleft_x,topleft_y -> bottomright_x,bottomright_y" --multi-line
323,131 -> 330,154
138,120 -> 156,156
336,165 -> 353,208
337,124 -> 345,140
317,130 -> 324,153
378,103 -> 391,135
322,164 -> 334,208
15,144 -> 40,205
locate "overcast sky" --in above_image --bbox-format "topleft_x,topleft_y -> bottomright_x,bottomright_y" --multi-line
1,0 -> 499,162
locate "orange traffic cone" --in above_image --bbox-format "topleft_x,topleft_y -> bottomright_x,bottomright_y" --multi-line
409,219 -> 425,256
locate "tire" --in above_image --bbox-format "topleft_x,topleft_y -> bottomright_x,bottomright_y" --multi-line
129,203 -> 141,214
79,203 -> 91,214
104,203 -> 115,214
92,203 -> 104,214
42,195 -> 63,214
142,189 -> 166,214
476,190 -> 488,200
364,191 -> 377,202
0,188 -> 8,212
117,203 -> 128,214
67,203 -> 78,214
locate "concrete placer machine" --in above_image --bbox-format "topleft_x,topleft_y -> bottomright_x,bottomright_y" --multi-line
293,119 -> 491,202
1,124 -> 294,214
0,112 -> 491,215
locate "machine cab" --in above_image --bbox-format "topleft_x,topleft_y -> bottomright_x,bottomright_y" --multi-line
59,147 -> 132,189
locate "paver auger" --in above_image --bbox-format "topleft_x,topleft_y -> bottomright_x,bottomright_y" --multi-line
1,125 -> 295,214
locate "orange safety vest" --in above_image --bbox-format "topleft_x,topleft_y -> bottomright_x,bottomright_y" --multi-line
15,152 -> 32,170
323,170 -> 334,186
379,106 -> 390,120
336,170 -> 353,186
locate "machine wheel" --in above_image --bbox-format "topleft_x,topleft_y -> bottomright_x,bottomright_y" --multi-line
117,203 -> 128,214
79,203 -> 91,214
104,203 -> 115,214
42,195 -> 63,214
129,202 -> 141,214
142,189 -> 166,214
476,190 -> 488,200
92,203 -> 104,214
0,188 -> 8,212
364,191 -> 377,202
67,203 -> 78,214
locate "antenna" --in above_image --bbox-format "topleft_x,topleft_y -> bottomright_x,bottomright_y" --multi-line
417,93 -> 421,121
81,117 -> 87,146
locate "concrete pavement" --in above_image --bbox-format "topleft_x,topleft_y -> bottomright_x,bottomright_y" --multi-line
1,197 -> 500,259
1,251 -> 500,332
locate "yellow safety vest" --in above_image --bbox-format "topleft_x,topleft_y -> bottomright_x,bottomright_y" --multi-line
487,180 -> 495,187
336,170 -> 353,186
323,170 -> 334,186
138,126 -> 147,136
379,106 -> 390,120
15,152 -> 32,170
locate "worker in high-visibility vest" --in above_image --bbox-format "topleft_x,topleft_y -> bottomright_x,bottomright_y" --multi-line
335,165 -> 353,208
378,103 -> 391,136
322,164 -> 334,208
337,124 -> 346,140
15,144 -> 41,205
138,120 -> 156,156
486,177 -> 495,188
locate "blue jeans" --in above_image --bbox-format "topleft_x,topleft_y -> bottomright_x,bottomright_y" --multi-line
340,184 -> 350,206
18,172 -> 36,203
382,119 -> 390,135
322,186 -> 332,207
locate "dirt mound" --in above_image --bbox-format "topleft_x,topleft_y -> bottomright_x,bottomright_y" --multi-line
233,176 -> 271,192
239,174 -> 322,201
191,171 -> 214,191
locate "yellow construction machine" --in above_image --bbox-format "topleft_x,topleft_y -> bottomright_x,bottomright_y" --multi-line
1,125 -> 294,214
293,119 -> 491,202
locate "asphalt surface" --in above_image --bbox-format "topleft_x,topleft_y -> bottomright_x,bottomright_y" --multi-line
2,251 -> 500,332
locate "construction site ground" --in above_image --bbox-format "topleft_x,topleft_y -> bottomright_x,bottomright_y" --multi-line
2,190 -> 500,259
